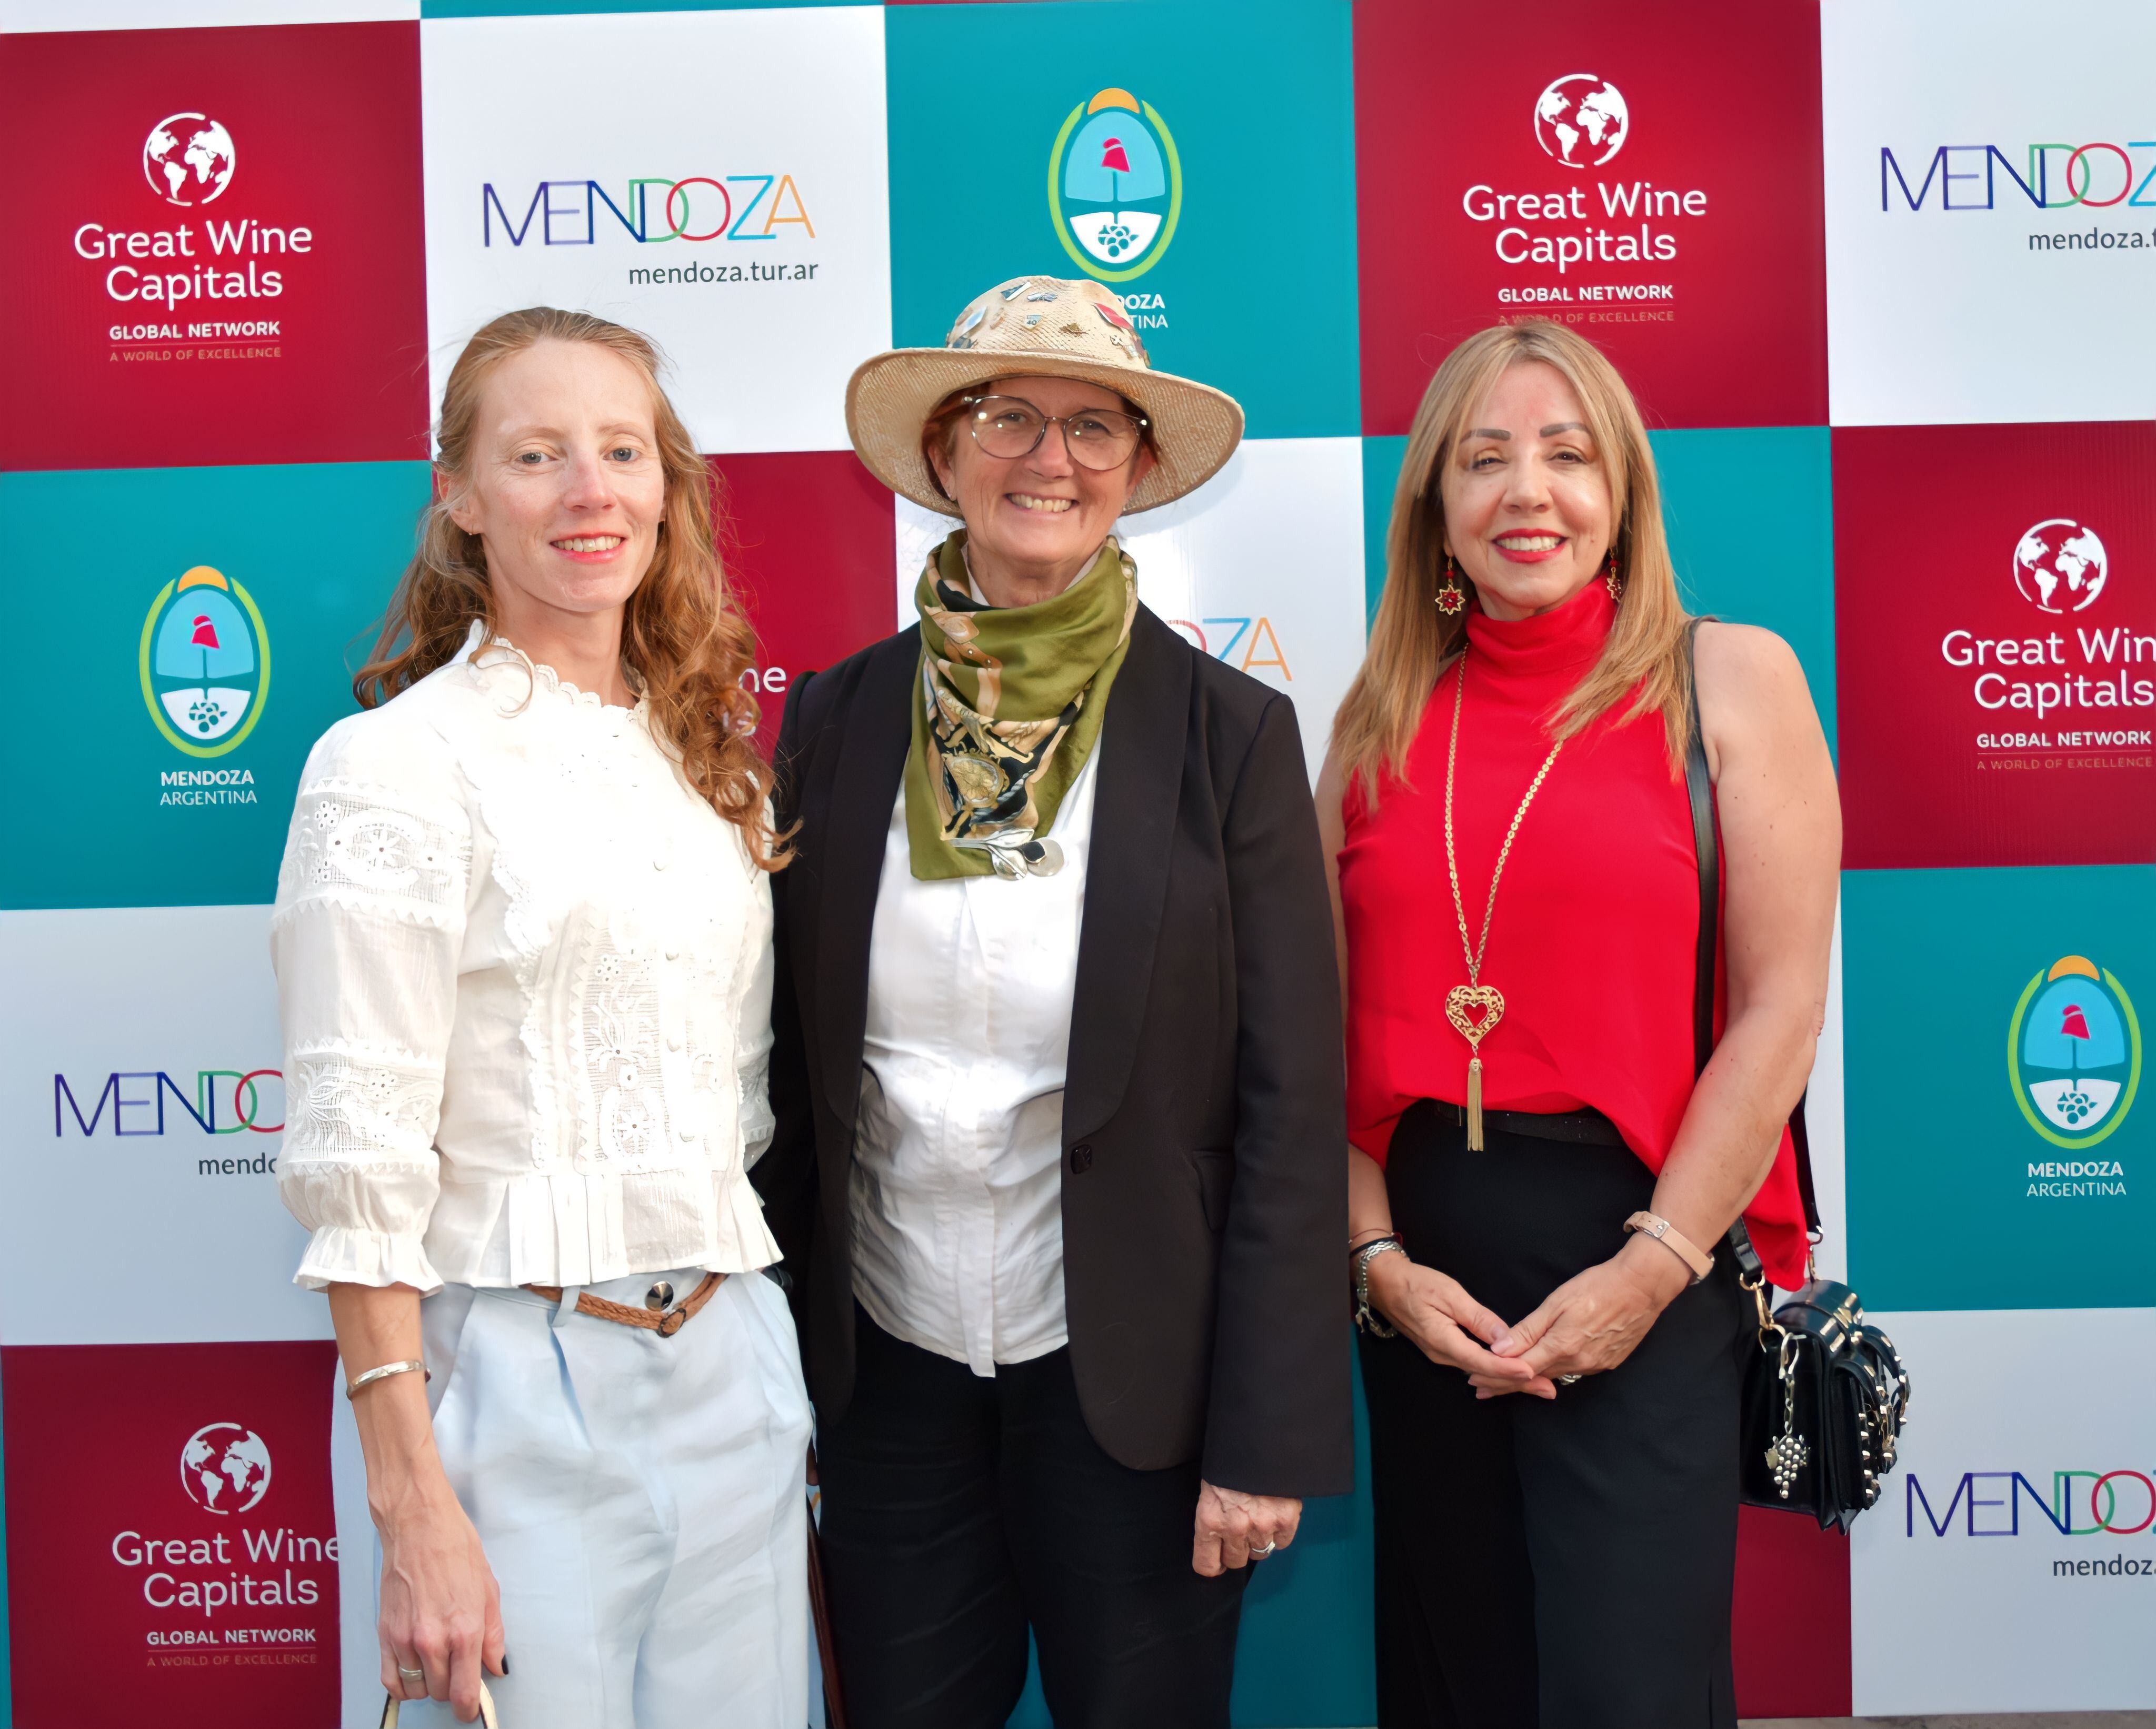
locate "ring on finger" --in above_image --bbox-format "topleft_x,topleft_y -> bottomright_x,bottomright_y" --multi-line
1556,1373 -> 1581,1385
1250,1539 -> 1276,1558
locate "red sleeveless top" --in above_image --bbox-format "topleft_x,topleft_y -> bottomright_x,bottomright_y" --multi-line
1339,581 -> 1808,1288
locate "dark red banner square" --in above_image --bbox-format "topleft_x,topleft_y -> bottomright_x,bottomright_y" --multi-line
3,1340 -> 342,1728
0,22 -> 429,471
712,449 -> 898,748
1836,422 -> 2156,868
1354,0 -> 1826,433
1732,1507 -> 1850,1718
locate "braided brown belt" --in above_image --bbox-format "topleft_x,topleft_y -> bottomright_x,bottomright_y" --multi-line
523,1270 -> 725,1338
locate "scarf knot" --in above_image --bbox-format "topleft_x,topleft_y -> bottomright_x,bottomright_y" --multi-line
904,531 -> 1136,880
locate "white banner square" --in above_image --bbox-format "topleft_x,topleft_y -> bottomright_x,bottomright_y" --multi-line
1824,0 -> 2156,426
894,436 -> 1369,784
0,906 -> 325,1347
1851,1306 -> 2156,1714
421,5 -> 890,454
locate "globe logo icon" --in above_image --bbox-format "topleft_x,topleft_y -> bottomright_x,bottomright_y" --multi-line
144,112 -> 236,207
1533,74 -> 1630,168
180,1423 -> 273,1516
2012,519 -> 2108,614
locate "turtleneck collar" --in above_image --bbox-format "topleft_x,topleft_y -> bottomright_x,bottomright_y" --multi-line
1462,576 -> 1616,688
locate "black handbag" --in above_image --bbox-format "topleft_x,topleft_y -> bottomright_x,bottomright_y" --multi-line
1683,622 -> 1911,1531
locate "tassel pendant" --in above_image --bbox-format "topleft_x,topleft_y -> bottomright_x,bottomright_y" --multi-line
1444,985 -> 1505,1152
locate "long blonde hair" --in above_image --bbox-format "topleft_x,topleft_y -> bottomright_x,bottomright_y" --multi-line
1333,320 -> 1691,804
355,307 -> 781,867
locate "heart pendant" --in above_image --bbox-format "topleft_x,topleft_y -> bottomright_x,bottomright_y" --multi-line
1444,984 -> 1505,1049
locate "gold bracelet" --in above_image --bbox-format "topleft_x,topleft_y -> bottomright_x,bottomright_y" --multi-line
345,1359 -> 430,1400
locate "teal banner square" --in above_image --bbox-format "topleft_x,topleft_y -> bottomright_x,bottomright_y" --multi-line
1358,428 -> 1837,751
886,0 -> 1360,439
1654,426 -> 1837,756
1005,1331 -> 1377,1727
1843,865 -> 2156,1311
1362,433 -> 1405,626
0,462 -> 428,911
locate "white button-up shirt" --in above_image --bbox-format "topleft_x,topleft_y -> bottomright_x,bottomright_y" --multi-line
849,743 -> 1099,1376
270,627 -> 778,1294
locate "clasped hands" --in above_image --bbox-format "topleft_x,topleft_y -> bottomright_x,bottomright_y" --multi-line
1363,1235 -> 1690,1397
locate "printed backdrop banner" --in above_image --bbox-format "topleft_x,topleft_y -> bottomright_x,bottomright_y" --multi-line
420,5 -> 893,454
1835,422 -> 2156,869
0,21 -> 429,472
1354,0 -> 1828,434
1822,0 -> 2156,428
1,2 -> 2150,1725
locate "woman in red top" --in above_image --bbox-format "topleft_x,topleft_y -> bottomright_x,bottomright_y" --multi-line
1318,321 -> 1839,1729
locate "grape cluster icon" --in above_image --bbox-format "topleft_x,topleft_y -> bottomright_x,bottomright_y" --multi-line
1095,221 -> 1141,259
2055,1085 -> 2100,1126
187,693 -> 232,734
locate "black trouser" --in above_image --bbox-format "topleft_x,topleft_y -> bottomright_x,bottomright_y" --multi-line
817,1306 -> 1250,1729
1360,1101 -> 1749,1729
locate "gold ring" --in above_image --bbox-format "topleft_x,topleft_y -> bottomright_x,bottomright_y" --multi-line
398,1666 -> 426,1681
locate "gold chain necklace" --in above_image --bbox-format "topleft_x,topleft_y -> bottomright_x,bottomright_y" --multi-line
1442,652 -> 1563,1150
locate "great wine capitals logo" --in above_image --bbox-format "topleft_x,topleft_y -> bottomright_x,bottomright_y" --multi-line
1938,521 -> 2156,723
1461,72 -> 1706,279
108,1418 -> 336,1619
74,113 -> 317,307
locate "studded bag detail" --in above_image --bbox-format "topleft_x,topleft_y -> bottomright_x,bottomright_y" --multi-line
1683,621 -> 1911,1532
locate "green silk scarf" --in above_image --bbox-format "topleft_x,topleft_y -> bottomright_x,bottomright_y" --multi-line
904,530 -> 1137,880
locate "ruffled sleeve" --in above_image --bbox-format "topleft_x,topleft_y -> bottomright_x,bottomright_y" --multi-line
270,712 -> 473,1293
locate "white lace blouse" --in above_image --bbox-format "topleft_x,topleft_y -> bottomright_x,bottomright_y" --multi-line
270,626 -> 778,1294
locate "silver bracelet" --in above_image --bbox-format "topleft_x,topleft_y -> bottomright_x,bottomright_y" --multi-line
345,1358 -> 429,1400
1352,1238 -> 1408,1337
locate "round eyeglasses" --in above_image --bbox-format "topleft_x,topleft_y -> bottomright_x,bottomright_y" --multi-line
962,395 -> 1149,471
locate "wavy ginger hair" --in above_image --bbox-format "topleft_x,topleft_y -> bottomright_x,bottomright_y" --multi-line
1333,320 -> 1693,806
355,307 -> 781,866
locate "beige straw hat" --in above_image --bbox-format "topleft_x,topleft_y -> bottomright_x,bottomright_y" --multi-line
844,273 -> 1245,516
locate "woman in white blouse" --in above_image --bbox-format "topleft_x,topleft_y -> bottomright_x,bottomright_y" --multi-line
272,307 -> 808,1726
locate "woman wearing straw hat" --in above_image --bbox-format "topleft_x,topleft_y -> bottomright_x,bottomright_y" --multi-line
754,275 -> 1352,1728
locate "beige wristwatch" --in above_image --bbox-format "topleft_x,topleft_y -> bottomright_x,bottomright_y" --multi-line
1623,1210 -> 1714,1285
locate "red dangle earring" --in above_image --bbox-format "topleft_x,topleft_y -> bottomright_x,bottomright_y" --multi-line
1436,552 -> 1467,615
1603,552 -> 1625,603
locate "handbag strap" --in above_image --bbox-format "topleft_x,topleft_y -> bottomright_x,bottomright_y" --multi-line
1685,620 -> 1718,1086
381,1678 -> 500,1727
1682,621 -> 1820,1286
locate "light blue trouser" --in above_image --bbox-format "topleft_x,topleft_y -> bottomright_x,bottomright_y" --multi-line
389,1267 -> 811,1729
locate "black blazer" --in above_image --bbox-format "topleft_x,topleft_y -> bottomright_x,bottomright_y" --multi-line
756,604 -> 1352,1496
